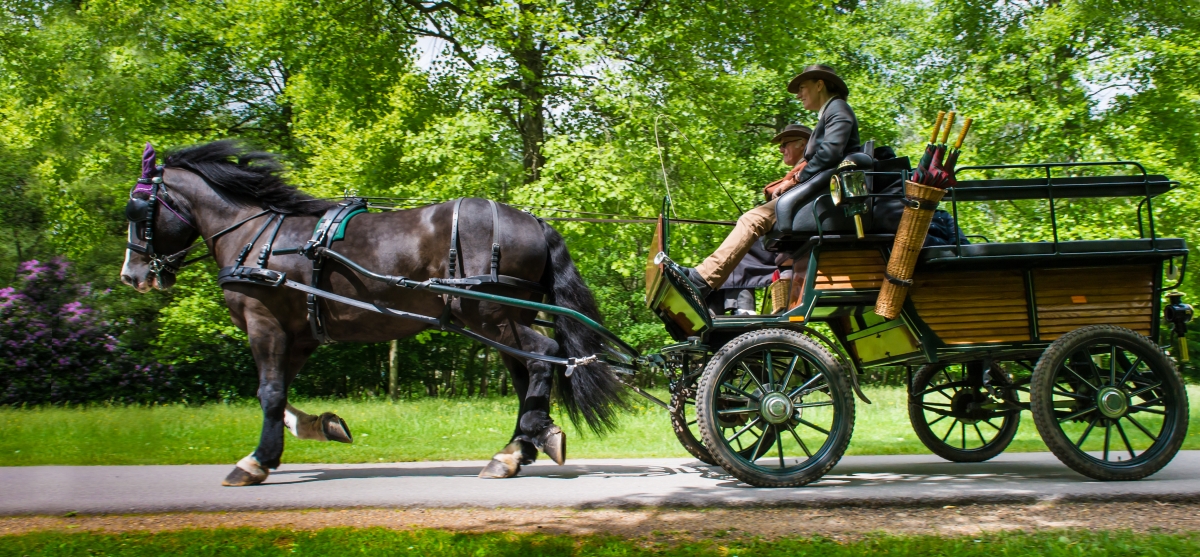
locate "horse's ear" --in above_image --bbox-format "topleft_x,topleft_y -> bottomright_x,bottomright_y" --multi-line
141,142 -> 156,180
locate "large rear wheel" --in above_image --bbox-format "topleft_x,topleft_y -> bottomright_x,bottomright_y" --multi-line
696,329 -> 855,487
1030,325 -> 1189,481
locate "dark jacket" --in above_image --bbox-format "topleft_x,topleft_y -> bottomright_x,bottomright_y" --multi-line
798,98 -> 861,183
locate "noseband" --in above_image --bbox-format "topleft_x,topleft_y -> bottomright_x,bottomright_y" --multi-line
126,165 -> 272,282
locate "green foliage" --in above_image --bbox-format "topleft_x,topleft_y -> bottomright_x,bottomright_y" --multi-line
2,0 -> 1199,403
2,528 -> 1200,557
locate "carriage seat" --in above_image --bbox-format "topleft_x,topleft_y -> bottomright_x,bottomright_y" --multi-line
765,155 -> 910,253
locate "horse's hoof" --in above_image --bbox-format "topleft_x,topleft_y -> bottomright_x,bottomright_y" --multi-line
538,425 -> 566,465
222,455 -> 268,486
320,413 -> 353,444
479,453 -> 521,478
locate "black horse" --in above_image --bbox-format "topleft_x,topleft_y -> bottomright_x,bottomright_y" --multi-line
119,141 -> 626,486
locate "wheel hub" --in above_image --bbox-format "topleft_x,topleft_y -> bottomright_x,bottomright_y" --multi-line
1097,386 -> 1128,418
760,392 -> 794,424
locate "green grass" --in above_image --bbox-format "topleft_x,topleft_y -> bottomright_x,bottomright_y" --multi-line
1,386 -> 1197,466
1,528 -> 1198,556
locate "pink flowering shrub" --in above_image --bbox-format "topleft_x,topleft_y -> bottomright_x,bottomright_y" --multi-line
0,259 -> 177,405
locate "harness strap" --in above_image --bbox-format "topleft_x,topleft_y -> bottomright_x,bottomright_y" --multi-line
448,198 -> 464,279
234,214 -> 277,268
257,215 -> 285,268
884,271 -> 914,287
304,199 -> 369,344
488,199 -> 501,282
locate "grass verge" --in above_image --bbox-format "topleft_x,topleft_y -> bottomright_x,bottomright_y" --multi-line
1,528 -> 1199,556
1,386 -> 1197,466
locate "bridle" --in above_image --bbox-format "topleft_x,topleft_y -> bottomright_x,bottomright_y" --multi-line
125,164 -> 272,283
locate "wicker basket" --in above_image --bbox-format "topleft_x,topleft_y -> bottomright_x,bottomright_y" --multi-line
875,181 -> 946,319
770,279 -> 790,314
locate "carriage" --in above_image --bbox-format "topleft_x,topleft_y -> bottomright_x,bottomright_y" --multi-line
640,160 -> 1193,487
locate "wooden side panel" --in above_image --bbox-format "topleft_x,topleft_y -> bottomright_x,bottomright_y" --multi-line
813,250 -> 886,290
1033,266 -> 1154,339
910,271 -> 1031,344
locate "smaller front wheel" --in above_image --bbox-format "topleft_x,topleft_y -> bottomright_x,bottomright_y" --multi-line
696,329 -> 855,487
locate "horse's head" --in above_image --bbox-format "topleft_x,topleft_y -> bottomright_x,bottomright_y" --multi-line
120,143 -> 201,292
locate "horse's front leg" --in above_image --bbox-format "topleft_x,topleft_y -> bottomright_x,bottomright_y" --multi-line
223,324 -> 307,487
283,404 -> 353,443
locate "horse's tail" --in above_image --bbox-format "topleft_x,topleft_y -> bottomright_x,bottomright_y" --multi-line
541,222 -> 628,434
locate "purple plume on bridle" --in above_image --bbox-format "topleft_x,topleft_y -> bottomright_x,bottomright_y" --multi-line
133,142 -> 157,196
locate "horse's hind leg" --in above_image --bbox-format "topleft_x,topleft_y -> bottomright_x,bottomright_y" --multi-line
283,404 -> 353,443
480,355 -> 538,478
479,323 -> 566,478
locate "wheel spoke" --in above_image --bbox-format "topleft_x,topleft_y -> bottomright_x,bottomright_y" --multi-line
1123,414 -> 1159,442
974,422 -> 987,445
788,373 -> 826,398
1103,421 -> 1112,461
779,355 -> 800,392
1109,345 -> 1117,385
1061,360 -> 1098,391
1052,388 -> 1089,400
748,424 -> 770,463
941,419 -> 959,443
1129,405 -> 1166,415
1128,382 -> 1163,399
1083,349 -> 1104,386
1075,416 -> 1098,448
776,429 -> 786,468
764,351 -> 776,388
982,419 -> 1001,431
721,382 -> 759,401
727,416 -> 763,443
786,423 -> 813,458
717,407 -> 758,416
686,419 -> 697,426
794,400 -> 833,409
913,381 -> 971,399
738,361 -> 766,393
927,414 -> 949,427
961,421 -> 967,449
795,416 -> 830,436
1118,355 -> 1143,386
1115,420 -> 1136,459
1057,405 -> 1097,423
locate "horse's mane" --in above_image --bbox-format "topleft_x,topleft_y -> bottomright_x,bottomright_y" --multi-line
164,140 -> 335,215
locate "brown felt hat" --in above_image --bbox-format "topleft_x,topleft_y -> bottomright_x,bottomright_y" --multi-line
771,124 -> 813,144
787,64 -> 849,97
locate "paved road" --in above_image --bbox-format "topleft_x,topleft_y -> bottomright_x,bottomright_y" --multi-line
3,451 -> 1199,515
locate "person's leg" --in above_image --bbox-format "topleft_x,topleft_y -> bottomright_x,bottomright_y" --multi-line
693,199 -> 777,290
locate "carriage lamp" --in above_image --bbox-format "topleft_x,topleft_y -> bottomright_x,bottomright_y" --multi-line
830,162 -> 871,238
1164,292 -> 1193,362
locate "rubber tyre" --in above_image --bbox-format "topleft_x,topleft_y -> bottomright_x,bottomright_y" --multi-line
908,363 -> 1020,462
669,386 -> 718,465
1030,325 -> 1189,481
696,329 -> 855,488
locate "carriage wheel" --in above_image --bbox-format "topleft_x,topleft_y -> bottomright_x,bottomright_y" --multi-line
908,362 -> 1020,462
669,385 -> 717,465
1030,325 -> 1190,481
671,383 -> 779,466
696,329 -> 855,487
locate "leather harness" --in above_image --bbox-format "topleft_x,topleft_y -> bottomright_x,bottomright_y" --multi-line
218,197 -> 546,344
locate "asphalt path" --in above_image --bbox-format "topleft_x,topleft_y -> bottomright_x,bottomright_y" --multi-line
4,451 -> 1200,515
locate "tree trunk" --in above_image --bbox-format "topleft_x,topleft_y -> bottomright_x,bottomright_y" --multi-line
514,5 -> 546,184
500,369 -> 508,397
479,348 -> 490,397
388,340 -> 399,400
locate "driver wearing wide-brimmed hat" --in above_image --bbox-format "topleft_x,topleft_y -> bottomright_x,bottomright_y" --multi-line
684,64 -> 861,296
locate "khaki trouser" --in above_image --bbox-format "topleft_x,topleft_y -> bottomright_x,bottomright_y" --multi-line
695,198 -> 778,289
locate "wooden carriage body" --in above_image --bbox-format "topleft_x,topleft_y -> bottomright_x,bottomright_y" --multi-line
645,162 -> 1187,372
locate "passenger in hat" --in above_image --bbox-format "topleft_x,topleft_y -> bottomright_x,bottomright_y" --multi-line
684,65 -> 861,296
